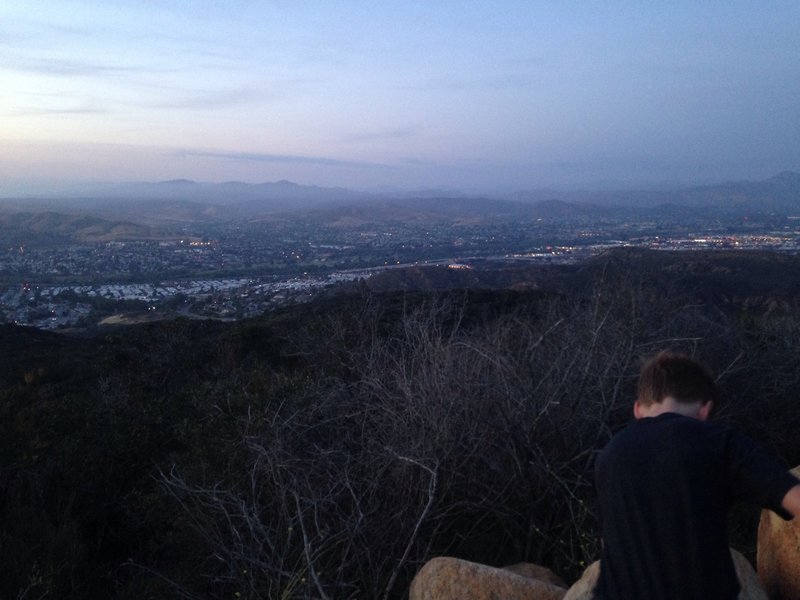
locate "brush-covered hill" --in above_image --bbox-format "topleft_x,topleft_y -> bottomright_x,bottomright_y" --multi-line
357,248 -> 800,311
3,249 -> 800,599
0,211 -> 155,245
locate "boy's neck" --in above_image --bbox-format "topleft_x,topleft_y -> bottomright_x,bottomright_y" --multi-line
634,396 -> 713,421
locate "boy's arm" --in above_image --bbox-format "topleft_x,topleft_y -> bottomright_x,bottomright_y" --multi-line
782,483 -> 800,519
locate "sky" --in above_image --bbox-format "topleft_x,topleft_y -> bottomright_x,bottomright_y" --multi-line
1,1 -> 799,193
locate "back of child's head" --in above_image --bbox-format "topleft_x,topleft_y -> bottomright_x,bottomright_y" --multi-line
638,351 -> 720,407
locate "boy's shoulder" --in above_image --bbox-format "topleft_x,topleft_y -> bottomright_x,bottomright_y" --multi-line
597,412 -> 737,473
609,412 -> 731,447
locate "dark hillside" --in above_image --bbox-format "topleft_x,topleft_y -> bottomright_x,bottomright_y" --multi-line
359,249 -> 800,312
362,263 -> 577,293
0,211 -> 154,245
577,248 -> 800,309
2,250 -> 800,598
0,324 -> 98,387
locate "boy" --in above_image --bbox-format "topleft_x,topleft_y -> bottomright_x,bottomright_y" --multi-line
594,351 -> 800,599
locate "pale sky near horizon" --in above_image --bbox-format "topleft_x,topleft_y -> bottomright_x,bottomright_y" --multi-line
1,1 -> 799,193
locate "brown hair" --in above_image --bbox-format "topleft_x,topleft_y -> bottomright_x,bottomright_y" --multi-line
637,351 -> 720,407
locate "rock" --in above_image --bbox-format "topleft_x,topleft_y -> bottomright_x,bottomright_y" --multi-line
757,465 -> 800,600
731,549 -> 767,600
503,563 -> 567,588
562,561 -> 599,600
409,556 -> 567,600
563,549 -> 765,600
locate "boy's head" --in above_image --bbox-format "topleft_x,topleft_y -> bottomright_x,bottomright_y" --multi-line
634,351 -> 720,420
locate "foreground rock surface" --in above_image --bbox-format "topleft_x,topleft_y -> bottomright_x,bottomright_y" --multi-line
563,548 -> 766,600
757,465 -> 800,600
409,557 -> 567,600
503,562 -> 567,588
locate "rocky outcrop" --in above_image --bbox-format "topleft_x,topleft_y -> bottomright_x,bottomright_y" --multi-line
503,562 -> 567,588
731,550 -> 769,600
562,549 -> 766,600
561,561 -> 598,600
757,465 -> 800,600
409,557 -> 567,600
411,471 -> 800,600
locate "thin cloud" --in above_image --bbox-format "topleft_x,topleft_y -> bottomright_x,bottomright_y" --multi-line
131,76 -> 315,111
144,88 -> 269,110
407,72 -> 536,92
341,126 -> 419,143
4,91 -> 110,117
132,31 -> 246,64
1,55 -> 138,77
176,149 -> 392,170
400,157 -> 439,167
10,105 -> 110,116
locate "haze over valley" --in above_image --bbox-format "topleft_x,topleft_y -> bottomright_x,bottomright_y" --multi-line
2,171 -> 800,329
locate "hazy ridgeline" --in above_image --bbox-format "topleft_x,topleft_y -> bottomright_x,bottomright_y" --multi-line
2,252 -> 800,599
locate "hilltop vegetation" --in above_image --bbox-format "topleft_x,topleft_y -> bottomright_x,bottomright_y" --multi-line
0,211 -> 155,246
2,250 -> 800,599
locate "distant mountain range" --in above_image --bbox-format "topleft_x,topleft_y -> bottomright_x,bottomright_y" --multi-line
1,172 -> 799,223
506,171 -> 800,214
3,179 -> 366,209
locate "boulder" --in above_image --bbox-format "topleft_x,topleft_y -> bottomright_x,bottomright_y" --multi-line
757,465 -> 800,600
409,556 -> 567,600
731,549 -> 768,600
564,560 -> 600,600
503,562 -> 567,588
563,549 -> 765,600
562,561 -> 599,600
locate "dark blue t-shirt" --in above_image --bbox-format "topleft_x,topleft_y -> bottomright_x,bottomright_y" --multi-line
594,412 -> 797,600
